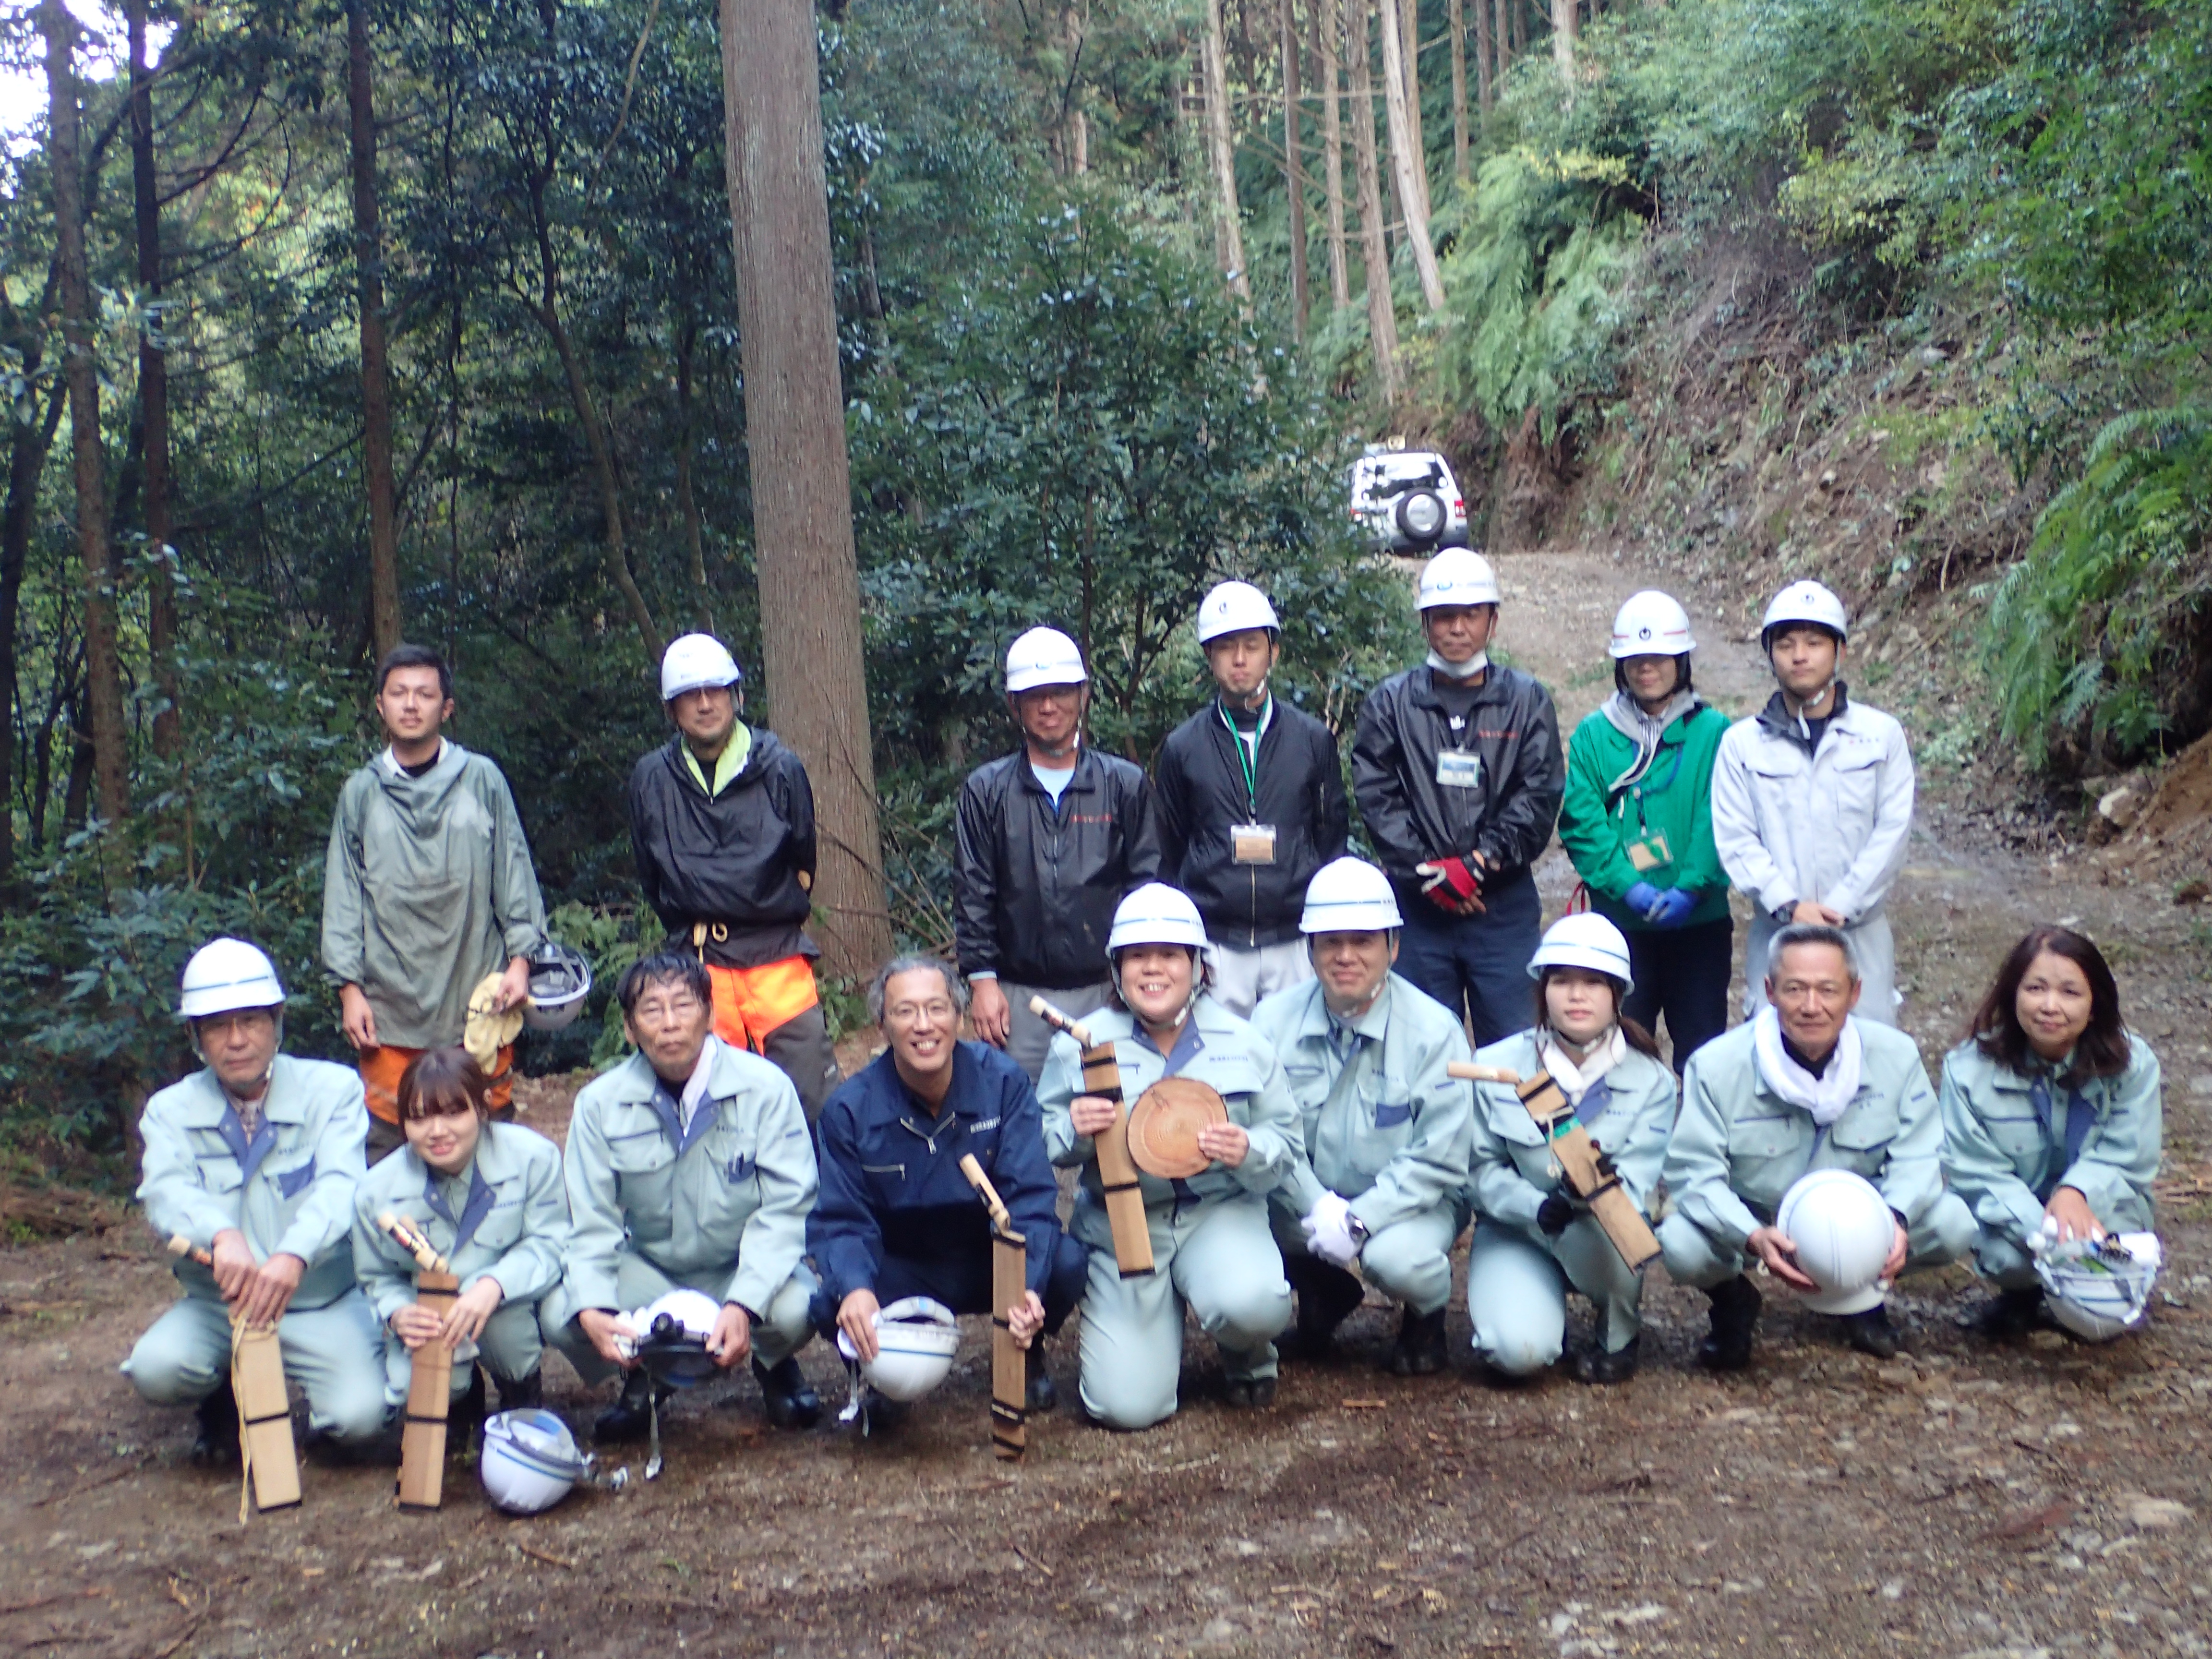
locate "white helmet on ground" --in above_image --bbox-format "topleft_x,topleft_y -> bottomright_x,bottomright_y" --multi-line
2035,1229 -> 2160,1342
661,633 -> 743,702
1527,913 -> 1635,992
1417,549 -> 1500,611
481,1408 -> 587,1514
1004,627 -> 1088,694
1776,1169 -> 1895,1315
1196,581 -> 1281,645
1609,590 -> 1695,658
522,940 -> 593,1034
620,1288 -> 723,1388
1299,857 -> 1403,934
1760,580 -> 1849,645
179,938 -> 286,1021
1107,883 -> 1209,954
836,1297 -> 961,1402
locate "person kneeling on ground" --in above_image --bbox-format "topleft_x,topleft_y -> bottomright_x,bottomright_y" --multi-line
351,1046 -> 570,1446
1039,884 -> 1298,1428
1466,914 -> 1677,1385
1660,924 -> 1974,1367
809,956 -> 1087,1417
1251,857 -> 1471,1376
1941,926 -> 2162,1339
125,939 -> 386,1458
547,952 -> 821,1440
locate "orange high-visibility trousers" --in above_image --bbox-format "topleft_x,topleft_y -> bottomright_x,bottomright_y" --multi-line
703,956 -> 821,1052
359,1042 -> 514,1125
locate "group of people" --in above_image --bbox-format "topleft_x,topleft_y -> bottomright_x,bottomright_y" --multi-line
119,553 -> 2164,1467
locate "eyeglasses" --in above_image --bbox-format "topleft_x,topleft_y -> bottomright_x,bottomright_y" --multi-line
886,999 -> 956,1025
631,994 -> 706,1025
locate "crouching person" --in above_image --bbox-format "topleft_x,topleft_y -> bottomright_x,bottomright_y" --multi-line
1466,914 -> 1676,1384
125,939 -> 386,1458
352,1047 -> 568,1441
810,956 -> 1088,1416
1660,924 -> 1974,1367
1252,858 -> 1472,1376
547,951 -> 821,1439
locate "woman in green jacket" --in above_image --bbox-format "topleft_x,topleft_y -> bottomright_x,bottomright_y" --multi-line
1556,591 -> 1732,1070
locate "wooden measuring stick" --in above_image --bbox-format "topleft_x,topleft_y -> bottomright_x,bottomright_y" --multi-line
959,1154 -> 1028,1462
377,1213 -> 458,1512
1446,1063 -> 1662,1270
1029,997 -> 1154,1276
169,1234 -> 301,1513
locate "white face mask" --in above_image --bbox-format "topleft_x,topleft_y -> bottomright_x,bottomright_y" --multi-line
1425,647 -> 1489,677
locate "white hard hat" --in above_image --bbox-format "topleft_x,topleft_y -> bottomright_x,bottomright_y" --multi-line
1299,856 -> 1403,934
1417,548 -> 1500,611
2035,1229 -> 2160,1342
1004,627 -> 1088,694
1776,1169 -> 1895,1314
620,1288 -> 724,1387
836,1297 -> 961,1402
1196,580 -> 1281,645
481,1408 -> 586,1514
1760,580 -> 1849,644
1608,590 -> 1695,658
1106,883 -> 1210,954
179,938 -> 286,1021
522,939 -> 593,1034
661,633 -> 743,702
1527,912 -> 1634,992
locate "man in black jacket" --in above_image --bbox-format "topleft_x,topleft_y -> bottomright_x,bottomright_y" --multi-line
626,634 -> 842,1120
1155,581 -> 1349,1018
1353,551 -> 1564,1045
955,627 -> 1163,1082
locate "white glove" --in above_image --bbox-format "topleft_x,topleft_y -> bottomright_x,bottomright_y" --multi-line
1300,1191 -> 1362,1268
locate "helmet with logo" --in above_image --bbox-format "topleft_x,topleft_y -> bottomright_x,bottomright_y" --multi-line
660,633 -> 743,702
836,1297 -> 961,1403
1776,1169 -> 1896,1314
1196,581 -> 1282,645
521,939 -> 593,1034
1759,580 -> 1849,648
1299,857 -> 1403,934
622,1289 -> 724,1388
1608,590 -> 1695,658
1417,548 -> 1500,611
481,1408 -> 588,1514
1106,883 -> 1209,955
2035,1229 -> 2159,1342
1527,912 -> 1635,993
1004,627 -> 1088,694
179,938 -> 287,1021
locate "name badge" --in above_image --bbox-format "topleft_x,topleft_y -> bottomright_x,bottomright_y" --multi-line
1231,823 -> 1278,865
1626,830 -> 1673,873
1435,750 -> 1482,790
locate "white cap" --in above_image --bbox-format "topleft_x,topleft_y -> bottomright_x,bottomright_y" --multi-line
1299,856 -> 1403,934
1417,548 -> 1500,611
1196,580 -> 1282,645
1527,912 -> 1634,991
1608,590 -> 1695,658
661,633 -> 743,702
1106,883 -> 1209,953
179,938 -> 286,1021
1776,1169 -> 1895,1315
1005,627 -> 1088,694
1760,580 -> 1849,644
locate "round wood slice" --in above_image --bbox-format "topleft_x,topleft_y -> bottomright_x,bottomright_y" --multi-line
1127,1077 -> 1228,1179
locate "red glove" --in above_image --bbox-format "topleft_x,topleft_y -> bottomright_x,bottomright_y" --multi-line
1416,855 -> 1484,912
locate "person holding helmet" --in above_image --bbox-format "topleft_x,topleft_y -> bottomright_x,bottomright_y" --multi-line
1154,581 -> 1349,1019
323,644 -> 548,1162
1251,857 -> 1473,1376
808,956 -> 1088,1415
1038,884 -> 1300,1426
1659,925 -> 1974,1367
124,939 -> 387,1459
1712,580 -> 1915,1026
1939,926 -> 2162,1339
1353,549 -> 1564,1046
956,627 -> 1163,1082
626,633 -> 842,1122
1556,590 -> 1733,1069
1463,914 -> 1677,1384
546,950 -> 822,1440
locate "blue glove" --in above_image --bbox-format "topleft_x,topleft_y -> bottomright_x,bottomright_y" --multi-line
1645,888 -> 1697,927
1623,881 -> 1665,921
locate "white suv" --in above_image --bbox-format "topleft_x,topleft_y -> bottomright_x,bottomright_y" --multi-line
1346,447 -> 1471,552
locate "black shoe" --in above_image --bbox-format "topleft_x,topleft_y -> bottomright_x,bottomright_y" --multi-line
1696,1275 -> 1762,1372
753,1356 -> 821,1431
448,1365 -> 487,1454
1387,1306 -> 1449,1376
1840,1304 -> 1900,1359
593,1371 -> 666,1444
1573,1335 -> 1640,1385
1025,1344 -> 1058,1414
1976,1287 -> 2045,1339
494,1369 -> 544,1414
1283,1256 -> 1365,1360
190,1377 -> 240,1466
1224,1375 -> 1277,1409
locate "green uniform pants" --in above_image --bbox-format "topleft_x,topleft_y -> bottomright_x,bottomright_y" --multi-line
1270,1200 -> 1464,1316
548,1250 -> 817,1387
122,1288 -> 388,1443
1658,1190 -> 1976,1288
379,1297 -> 552,1410
1466,1219 -> 1644,1375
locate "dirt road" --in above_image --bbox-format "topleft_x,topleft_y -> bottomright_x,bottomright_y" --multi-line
3,551 -> 2208,1659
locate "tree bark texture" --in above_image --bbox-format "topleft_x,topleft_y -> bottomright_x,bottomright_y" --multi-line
1314,0 -> 1350,309
1398,0 -> 1429,220
1448,0 -> 1468,180
1475,0 -> 1493,115
0,381 -> 64,881
1201,0 -> 1250,299
717,0 -> 892,978
347,0 -> 404,662
1346,0 -> 1400,401
1280,0 -> 1309,339
674,323 -> 713,633
1552,0 -> 1575,81
128,0 -> 179,761
1378,0 -> 1445,310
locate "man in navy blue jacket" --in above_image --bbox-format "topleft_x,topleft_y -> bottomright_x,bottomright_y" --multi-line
809,957 -> 1086,1411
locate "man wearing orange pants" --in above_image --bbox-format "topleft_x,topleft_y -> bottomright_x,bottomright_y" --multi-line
626,635 -> 842,1122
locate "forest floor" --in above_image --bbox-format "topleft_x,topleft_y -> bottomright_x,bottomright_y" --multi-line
4,547 -> 2211,1659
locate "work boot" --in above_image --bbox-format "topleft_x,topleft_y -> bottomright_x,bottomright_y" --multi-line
1696,1275 -> 1761,1372
1224,1375 -> 1277,1410
753,1356 -> 822,1431
494,1369 -> 544,1414
1387,1305 -> 1449,1376
1574,1335 -> 1640,1386
1840,1304 -> 1901,1359
1976,1286 -> 2046,1340
593,1370 -> 667,1444
1282,1256 -> 1365,1360
1025,1343 -> 1058,1414
190,1377 -> 240,1467
448,1365 -> 487,1453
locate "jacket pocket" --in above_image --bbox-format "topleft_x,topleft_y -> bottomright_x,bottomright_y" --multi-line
193,1153 -> 244,1195
1974,1103 -> 2046,1167
724,1154 -> 757,1186
1825,745 -> 1884,836
1373,1101 -> 1413,1130
471,1197 -> 524,1253
276,1156 -> 317,1200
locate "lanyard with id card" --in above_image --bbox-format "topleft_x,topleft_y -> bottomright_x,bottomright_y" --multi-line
1220,703 -> 1277,863
1435,748 -> 1482,790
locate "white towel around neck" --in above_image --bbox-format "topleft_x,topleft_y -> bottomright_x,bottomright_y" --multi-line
1539,1026 -> 1626,1106
1751,1005 -> 1862,1126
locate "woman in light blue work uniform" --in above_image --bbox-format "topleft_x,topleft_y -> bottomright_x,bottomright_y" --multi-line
1040,883 -> 1298,1428
1465,913 -> 1677,1383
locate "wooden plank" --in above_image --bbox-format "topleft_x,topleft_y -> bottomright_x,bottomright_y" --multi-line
396,1269 -> 458,1512
230,1322 -> 300,1512
1081,1044 -> 1155,1276
990,1228 -> 1028,1461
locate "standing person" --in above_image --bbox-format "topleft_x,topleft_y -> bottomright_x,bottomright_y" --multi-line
1353,550 -> 1564,1045
1155,581 -> 1349,1019
627,633 -> 842,1122
323,644 -> 548,1162
955,627 -> 1163,1082
1556,591 -> 1733,1070
1712,580 -> 1915,1027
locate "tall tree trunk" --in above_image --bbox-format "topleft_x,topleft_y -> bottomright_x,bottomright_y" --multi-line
1280,0 -> 1309,340
0,382 -> 65,882
347,0 -> 403,661
1509,0 -> 1523,61
717,0 -> 892,978
1475,0 -> 1494,116
1314,0 -> 1350,309
1378,0 -> 1445,310
674,320 -> 713,634
44,2 -> 127,829
1551,0 -> 1575,81
1398,0 -> 1429,219
128,0 -> 178,762
1201,0 -> 1250,299
1448,0 -> 1468,181
1346,0 -> 1400,401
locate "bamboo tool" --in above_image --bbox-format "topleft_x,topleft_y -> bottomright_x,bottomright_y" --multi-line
1446,1064 -> 1663,1270
167,1235 -> 301,1514
1027,998 -> 1154,1276
958,1154 -> 1027,1462
376,1211 -> 460,1512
